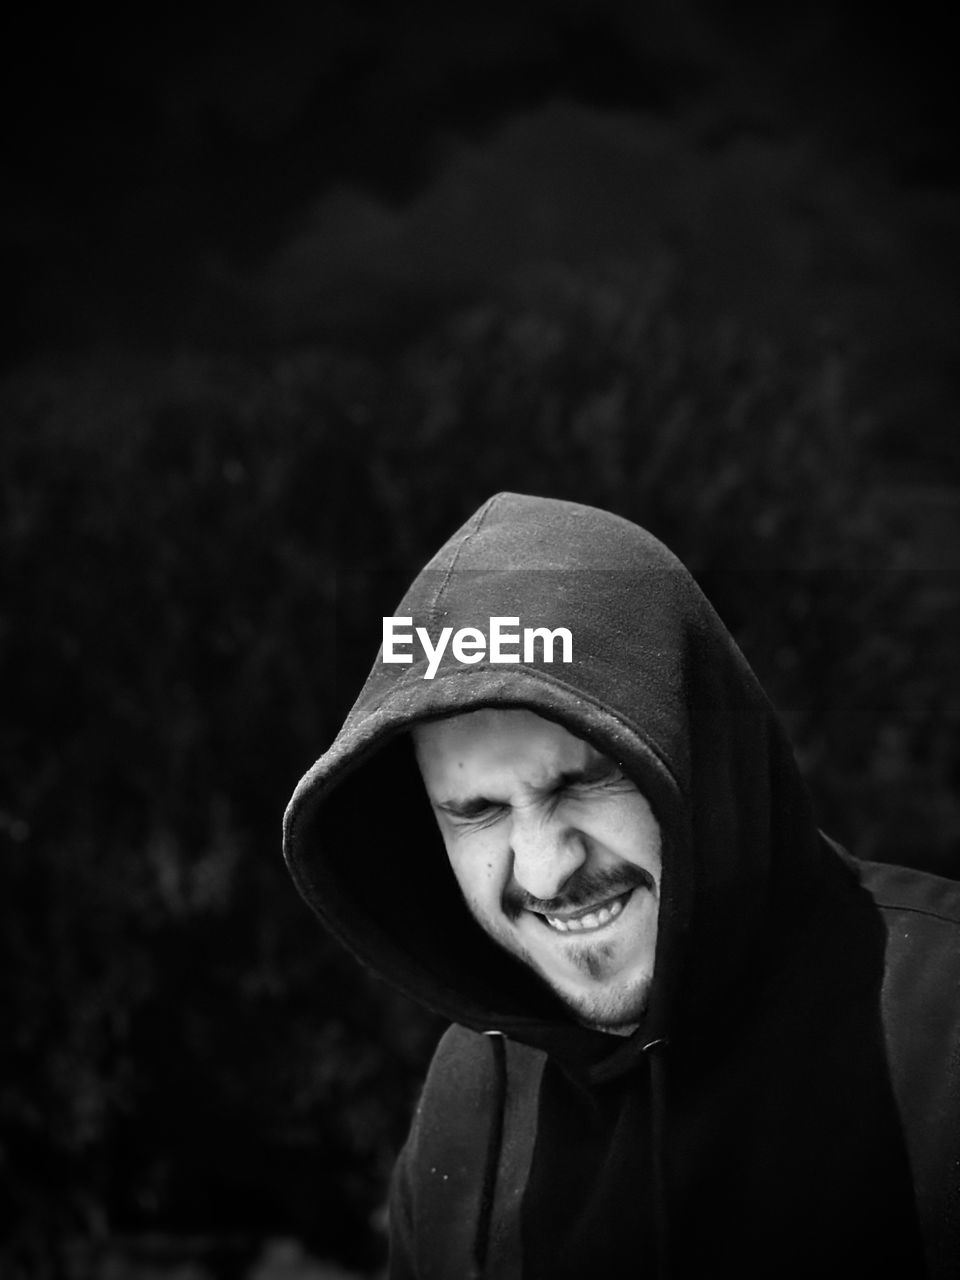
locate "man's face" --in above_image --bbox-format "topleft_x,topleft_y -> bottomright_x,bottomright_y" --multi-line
413,708 -> 661,1032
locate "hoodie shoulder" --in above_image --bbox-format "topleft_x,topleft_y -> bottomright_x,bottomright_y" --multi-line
393,1024 -> 546,1278
857,857 -> 960,928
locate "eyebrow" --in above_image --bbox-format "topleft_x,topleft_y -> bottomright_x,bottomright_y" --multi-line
434,754 -> 619,819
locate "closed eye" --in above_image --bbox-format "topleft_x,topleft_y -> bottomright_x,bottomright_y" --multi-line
437,798 -> 506,825
435,758 -> 630,825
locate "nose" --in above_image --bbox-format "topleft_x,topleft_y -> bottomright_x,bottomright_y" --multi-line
509,807 -> 587,902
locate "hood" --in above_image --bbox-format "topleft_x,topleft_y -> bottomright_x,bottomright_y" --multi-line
283,492 -> 828,1073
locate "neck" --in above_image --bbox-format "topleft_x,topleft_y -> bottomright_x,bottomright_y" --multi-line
582,1020 -> 639,1037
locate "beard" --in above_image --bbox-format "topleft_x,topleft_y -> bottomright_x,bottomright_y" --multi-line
518,928 -> 655,1030
556,963 -> 654,1031
461,861 -> 658,1032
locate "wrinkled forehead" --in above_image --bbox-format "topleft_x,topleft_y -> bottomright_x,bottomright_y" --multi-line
411,707 -> 605,795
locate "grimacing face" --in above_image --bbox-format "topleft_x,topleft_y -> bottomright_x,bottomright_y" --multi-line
412,708 -> 662,1032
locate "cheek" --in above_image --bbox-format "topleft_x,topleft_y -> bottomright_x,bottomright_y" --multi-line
447,844 -> 505,913
600,799 -> 661,870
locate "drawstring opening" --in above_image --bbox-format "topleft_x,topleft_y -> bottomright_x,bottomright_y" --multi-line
646,1037 -> 672,1280
474,1030 -> 508,1275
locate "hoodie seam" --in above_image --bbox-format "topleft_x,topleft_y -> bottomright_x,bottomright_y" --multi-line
874,901 -> 960,928
430,493 -> 502,625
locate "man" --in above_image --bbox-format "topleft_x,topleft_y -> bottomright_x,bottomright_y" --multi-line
283,493 -> 960,1279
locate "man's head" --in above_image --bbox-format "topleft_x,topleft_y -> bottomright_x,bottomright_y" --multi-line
412,708 -> 661,1032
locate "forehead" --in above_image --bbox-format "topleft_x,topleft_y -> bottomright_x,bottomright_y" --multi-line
412,708 -> 599,793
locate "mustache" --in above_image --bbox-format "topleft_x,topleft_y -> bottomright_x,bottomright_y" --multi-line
502,864 -> 655,921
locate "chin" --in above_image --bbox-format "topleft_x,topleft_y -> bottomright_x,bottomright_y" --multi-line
552,972 -> 653,1032
489,918 -> 654,1030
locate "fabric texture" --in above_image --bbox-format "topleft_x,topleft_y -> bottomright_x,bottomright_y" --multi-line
283,492 -> 960,1279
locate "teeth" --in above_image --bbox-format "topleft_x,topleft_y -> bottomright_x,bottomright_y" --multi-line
543,894 -> 626,934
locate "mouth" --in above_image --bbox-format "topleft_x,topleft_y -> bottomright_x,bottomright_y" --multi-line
532,888 -> 635,935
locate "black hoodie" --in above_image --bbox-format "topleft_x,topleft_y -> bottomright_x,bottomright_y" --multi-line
283,493 -> 960,1279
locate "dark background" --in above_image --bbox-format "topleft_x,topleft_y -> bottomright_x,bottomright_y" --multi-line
3,3 -> 958,1277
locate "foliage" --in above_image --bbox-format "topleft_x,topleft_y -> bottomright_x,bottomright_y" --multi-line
1,262 -> 957,1273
